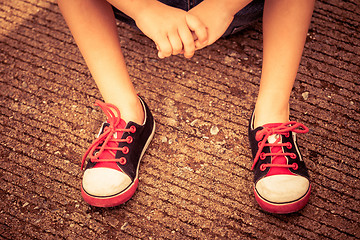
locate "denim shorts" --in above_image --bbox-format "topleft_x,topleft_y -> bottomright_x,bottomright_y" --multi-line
113,0 -> 264,37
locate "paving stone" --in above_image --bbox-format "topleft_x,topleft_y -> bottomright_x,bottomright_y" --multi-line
1,0 -> 359,239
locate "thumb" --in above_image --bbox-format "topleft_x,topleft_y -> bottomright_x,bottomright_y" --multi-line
185,14 -> 208,46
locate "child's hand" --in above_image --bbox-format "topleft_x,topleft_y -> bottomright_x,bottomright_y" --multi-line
133,1 -> 208,58
189,0 -> 236,49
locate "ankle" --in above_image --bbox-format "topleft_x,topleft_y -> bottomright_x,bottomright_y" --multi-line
107,96 -> 144,125
118,98 -> 145,125
254,105 -> 289,128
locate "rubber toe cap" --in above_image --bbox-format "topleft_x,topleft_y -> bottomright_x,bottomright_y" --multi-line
256,175 -> 310,203
82,168 -> 132,197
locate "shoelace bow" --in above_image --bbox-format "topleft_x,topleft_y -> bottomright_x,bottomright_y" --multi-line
251,121 -> 309,171
81,101 -> 136,170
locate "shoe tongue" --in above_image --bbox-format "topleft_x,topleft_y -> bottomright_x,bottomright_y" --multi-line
108,118 -> 127,138
96,118 -> 127,161
93,118 -> 128,171
267,134 -> 280,144
108,118 -> 127,129
262,123 -> 282,144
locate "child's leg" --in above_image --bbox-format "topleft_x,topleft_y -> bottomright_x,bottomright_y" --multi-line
254,0 -> 315,127
59,0 -> 157,208
248,0 -> 315,214
58,0 -> 144,124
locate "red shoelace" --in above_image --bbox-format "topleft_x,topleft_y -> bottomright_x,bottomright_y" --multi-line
81,101 -> 136,170
251,121 -> 309,171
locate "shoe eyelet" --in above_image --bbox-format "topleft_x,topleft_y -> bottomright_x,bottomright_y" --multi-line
122,146 -> 129,154
286,142 -> 292,149
130,126 -> 136,133
126,136 -> 133,143
285,132 -> 290,138
260,152 -> 266,160
260,164 -> 267,171
257,141 -> 262,147
292,163 -> 298,170
290,153 -> 297,159
119,157 -> 127,165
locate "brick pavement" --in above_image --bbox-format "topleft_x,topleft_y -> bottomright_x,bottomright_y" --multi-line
0,0 -> 359,239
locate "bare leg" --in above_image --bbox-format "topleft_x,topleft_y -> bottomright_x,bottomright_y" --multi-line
254,0 -> 315,127
58,0 -> 144,124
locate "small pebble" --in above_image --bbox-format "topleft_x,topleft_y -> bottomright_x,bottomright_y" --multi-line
108,218 -> 119,228
302,92 -> 309,100
210,126 -> 219,135
190,119 -> 199,127
224,56 -> 234,65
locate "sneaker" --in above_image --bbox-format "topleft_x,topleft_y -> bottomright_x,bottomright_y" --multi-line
248,113 -> 311,214
81,96 -> 155,207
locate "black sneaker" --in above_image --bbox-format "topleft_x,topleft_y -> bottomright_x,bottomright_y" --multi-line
248,113 -> 311,214
81,96 -> 155,207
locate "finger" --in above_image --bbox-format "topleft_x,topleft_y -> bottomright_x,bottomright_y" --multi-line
168,31 -> 183,55
185,14 -> 208,45
191,32 -> 205,50
178,25 -> 195,58
155,36 -> 173,58
195,39 -> 204,50
192,31 -> 198,41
